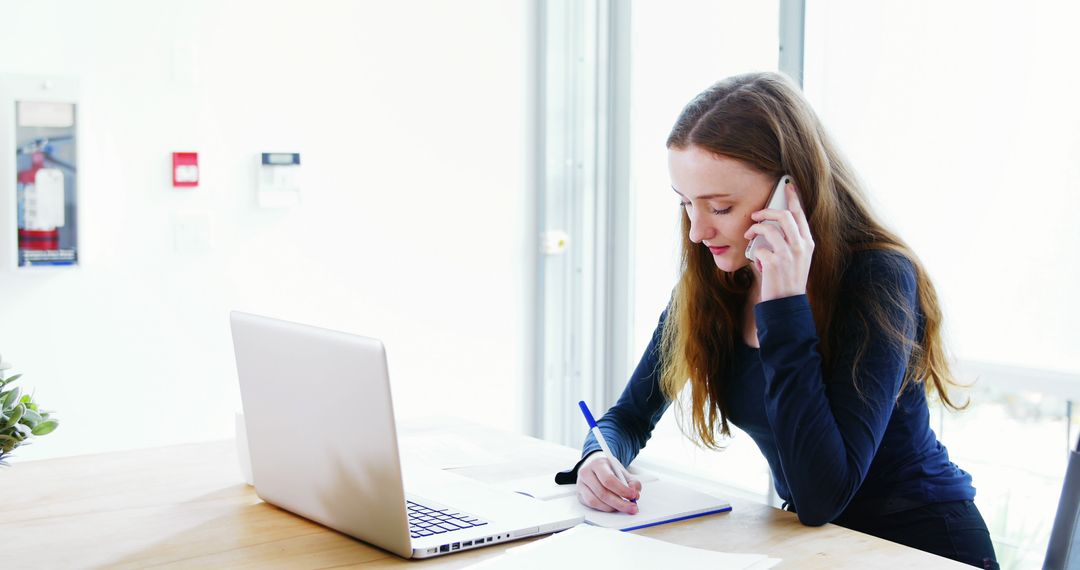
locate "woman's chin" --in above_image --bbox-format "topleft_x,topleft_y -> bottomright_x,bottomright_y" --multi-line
714,255 -> 751,273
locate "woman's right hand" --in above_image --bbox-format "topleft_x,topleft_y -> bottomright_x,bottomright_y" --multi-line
575,452 -> 642,514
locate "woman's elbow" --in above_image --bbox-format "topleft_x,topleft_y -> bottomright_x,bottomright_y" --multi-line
793,501 -> 844,527
790,478 -> 860,526
795,511 -> 834,527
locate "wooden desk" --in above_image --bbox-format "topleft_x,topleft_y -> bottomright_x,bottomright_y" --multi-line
2,418 -> 967,569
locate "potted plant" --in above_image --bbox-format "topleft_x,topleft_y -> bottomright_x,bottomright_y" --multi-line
0,353 -> 59,466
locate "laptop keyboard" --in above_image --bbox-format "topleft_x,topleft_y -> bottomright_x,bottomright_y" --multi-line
406,500 -> 489,539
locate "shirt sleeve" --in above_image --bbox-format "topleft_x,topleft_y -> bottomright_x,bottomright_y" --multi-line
554,310 -> 672,484
754,252 -> 919,526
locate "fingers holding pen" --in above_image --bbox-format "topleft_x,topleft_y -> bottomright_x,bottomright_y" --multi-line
574,402 -> 642,515
577,453 -> 640,514
598,466 -> 641,503
577,483 -> 617,512
582,474 -> 638,514
590,473 -> 640,514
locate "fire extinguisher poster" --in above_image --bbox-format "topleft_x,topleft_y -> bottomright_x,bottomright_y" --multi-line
15,100 -> 78,267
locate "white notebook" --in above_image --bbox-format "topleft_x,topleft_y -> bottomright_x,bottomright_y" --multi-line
500,471 -> 731,531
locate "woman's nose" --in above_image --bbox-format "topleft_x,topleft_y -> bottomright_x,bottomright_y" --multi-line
687,211 -> 714,243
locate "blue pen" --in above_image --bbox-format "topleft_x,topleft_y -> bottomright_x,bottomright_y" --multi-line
578,400 -> 637,503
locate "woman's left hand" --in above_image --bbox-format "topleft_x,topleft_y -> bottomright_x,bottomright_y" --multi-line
744,183 -> 814,302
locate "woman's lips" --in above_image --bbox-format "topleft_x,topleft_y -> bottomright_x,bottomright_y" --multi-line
708,246 -> 730,255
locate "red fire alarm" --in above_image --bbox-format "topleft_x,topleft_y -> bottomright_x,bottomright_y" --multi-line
172,152 -> 199,188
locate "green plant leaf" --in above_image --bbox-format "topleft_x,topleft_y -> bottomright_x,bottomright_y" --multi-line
3,388 -> 20,410
19,394 -> 30,404
21,408 -> 41,428
0,389 -> 14,410
0,373 -> 21,387
32,420 -> 58,436
5,404 -> 24,428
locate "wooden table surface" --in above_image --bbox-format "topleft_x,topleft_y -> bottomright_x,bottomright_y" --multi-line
1,418 -> 968,569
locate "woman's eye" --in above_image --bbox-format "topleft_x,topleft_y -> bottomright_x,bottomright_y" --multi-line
679,200 -> 730,215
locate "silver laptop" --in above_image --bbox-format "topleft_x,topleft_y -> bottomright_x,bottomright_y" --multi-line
230,311 -> 581,558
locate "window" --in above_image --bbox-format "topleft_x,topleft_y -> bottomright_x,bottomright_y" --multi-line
626,0 -> 781,502
803,1 -> 1080,566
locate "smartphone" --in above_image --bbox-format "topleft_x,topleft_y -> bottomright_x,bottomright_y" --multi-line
744,175 -> 793,261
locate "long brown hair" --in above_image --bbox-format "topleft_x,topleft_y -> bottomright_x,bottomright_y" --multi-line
661,71 -> 963,449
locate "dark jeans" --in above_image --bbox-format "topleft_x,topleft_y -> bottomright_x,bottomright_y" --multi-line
835,500 -> 999,569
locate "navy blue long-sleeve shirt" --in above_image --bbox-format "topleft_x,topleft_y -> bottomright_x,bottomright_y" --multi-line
560,250 -> 975,526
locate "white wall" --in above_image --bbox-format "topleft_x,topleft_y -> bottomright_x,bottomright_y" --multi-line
0,0 -> 532,460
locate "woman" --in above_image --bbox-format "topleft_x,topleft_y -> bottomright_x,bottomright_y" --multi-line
558,72 -> 998,568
